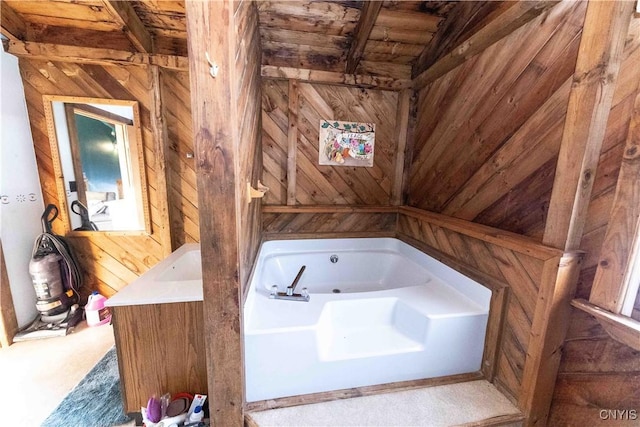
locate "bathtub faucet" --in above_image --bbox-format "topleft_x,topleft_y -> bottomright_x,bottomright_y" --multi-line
270,265 -> 310,302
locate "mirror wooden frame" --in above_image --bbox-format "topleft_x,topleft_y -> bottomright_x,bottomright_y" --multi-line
43,95 -> 151,235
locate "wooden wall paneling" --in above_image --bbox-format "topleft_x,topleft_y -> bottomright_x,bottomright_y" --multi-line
0,240 -> 18,347
412,1 -> 498,77
549,310 -> 640,426
551,371 -> 640,426
235,0 -> 263,294
411,1 -> 584,213
543,0 -> 636,251
294,82 -> 398,205
149,65 -> 174,257
441,79 -> 570,221
390,89 -> 411,205
409,1 -> 586,239
262,206 -> 397,239
261,80 -> 289,205
569,15 -> 640,301
589,88 -> 640,312
287,80 -> 298,205
161,68 -> 199,246
411,1 -> 560,88
19,58 -> 170,296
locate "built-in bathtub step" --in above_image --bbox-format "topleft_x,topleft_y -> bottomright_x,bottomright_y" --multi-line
246,380 -> 523,427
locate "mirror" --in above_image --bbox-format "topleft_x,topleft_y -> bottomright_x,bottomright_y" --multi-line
43,96 -> 150,234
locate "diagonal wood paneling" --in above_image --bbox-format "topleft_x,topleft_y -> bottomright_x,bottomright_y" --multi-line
263,80 -> 399,206
20,58 -> 169,297
396,210 -> 556,404
236,0 -> 263,293
408,1 -> 587,240
263,207 -> 397,237
262,79 -> 289,205
161,68 -> 199,247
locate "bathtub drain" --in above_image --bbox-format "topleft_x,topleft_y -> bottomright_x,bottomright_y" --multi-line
332,288 -> 341,294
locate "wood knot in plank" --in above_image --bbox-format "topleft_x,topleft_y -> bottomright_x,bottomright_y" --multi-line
581,169 -> 593,188
599,259 -> 609,268
625,145 -> 639,159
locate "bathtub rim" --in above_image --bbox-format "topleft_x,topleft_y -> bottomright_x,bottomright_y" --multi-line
245,237 -> 492,309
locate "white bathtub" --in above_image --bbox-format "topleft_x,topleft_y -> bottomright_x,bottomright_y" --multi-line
243,238 -> 492,402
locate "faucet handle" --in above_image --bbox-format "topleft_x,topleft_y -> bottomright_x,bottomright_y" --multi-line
270,285 -> 278,297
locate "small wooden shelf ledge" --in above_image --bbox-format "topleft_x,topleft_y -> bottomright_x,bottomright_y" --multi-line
572,298 -> 640,351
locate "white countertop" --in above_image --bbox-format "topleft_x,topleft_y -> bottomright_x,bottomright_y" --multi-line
106,243 -> 203,307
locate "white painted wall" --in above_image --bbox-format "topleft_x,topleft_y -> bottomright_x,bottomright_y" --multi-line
0,48 -> 43,327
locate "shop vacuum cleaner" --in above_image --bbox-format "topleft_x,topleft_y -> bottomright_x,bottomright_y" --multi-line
14,205 -> 84,341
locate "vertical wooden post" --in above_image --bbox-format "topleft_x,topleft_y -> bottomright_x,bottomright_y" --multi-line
149,65 -> 174,256
185,1 -> 244,425
287,80 -> 299,205
543,0 -> 635,250
590,89 -> 640,312
520,253 -> 583,426
0,240 -> 18,347
391,89 -> 411,205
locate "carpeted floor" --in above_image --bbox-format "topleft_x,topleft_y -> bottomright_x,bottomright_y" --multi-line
41,347 -> 132,427
248,380 -> 522,426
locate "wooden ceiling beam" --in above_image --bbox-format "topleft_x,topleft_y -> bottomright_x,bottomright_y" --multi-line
262,65 -> 411,91
345,1 -> 383,74
412,1 -> 559,89
1,1 -> 27,41
103,0 -> 153,53
413,1 -> 492,78
5,40 -> 187,70
543,0 -> 636,251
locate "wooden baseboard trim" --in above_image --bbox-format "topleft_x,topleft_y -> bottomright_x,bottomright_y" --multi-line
455,413 -> 525,427
245,371 -> 484,412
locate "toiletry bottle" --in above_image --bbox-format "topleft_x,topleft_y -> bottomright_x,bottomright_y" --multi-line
188,405 -> 204,424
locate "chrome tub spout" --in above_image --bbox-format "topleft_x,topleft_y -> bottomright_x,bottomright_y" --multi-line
270,266 -> 310,302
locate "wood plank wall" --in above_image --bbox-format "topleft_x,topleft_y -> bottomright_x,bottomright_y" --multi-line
236,0 -> 263,294
549,14 -> 640,426
161,68 -> 199,248
262,80 -> 399,206
260,78 -> 405,236
262,206 -> 397,238
19,59 -> 176,297
407,1 -> 586,240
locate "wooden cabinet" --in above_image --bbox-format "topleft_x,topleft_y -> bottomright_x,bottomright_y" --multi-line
111,302 -> 207,413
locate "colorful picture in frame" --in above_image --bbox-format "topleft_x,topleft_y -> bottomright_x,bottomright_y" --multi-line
319,120 -> 375,167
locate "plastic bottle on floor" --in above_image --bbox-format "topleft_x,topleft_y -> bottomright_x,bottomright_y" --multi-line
85,291 -> 111,326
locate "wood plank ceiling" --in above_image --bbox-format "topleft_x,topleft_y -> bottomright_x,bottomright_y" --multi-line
2,0 -> 525,81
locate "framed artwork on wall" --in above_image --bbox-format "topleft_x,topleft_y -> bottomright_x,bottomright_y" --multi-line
319,120 -> 375,167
